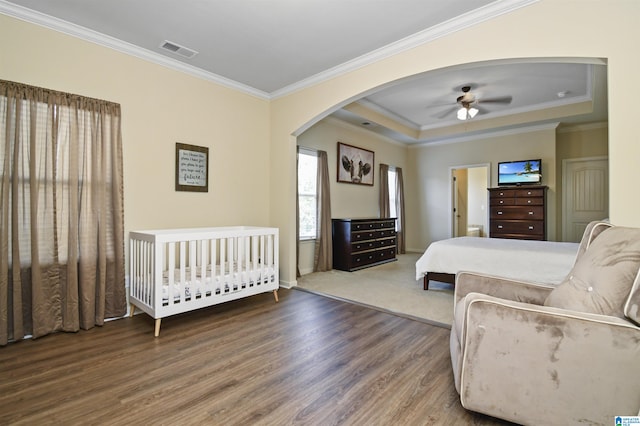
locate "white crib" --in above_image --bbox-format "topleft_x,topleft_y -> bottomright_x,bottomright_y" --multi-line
129,226 -> 279,336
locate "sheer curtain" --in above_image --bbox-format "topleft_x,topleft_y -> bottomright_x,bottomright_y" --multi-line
379,163 -> 390,217
395,167 -> 406,254
0,80 -> 126,345
313,150 -> 332,272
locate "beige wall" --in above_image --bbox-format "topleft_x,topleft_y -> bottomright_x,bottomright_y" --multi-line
271,1 -> 640,285
296,117 -> 408,273
298,117 -> 408,218
408,126 -> 557,248
0,14 -> 271,244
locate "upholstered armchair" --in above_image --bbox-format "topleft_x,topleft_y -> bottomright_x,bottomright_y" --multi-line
450,221 -> 640,425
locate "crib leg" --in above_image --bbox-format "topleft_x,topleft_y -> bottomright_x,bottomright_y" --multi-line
154,319 -> 162,337
273,290 -> 279,303
129,303 -> 136,317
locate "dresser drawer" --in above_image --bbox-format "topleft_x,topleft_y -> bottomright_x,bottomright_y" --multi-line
351,230 -> 377,241
352,236 -> 396,252
376,247 -> 396,261
491,189 -> 517,198
351,220 -> 395,231
351,251 -> 380,268
490,197 -> 515,206
352,229 -> 394,241
513,188 -> 544,198
379,220 -> 396,230
378,237 -> 396,248
514,197 -> 544,206
491,220 -> 544,236
352,240 -> 377,252
490,206 -> 544,220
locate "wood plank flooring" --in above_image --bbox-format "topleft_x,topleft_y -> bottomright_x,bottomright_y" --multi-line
0,289 -> 512,425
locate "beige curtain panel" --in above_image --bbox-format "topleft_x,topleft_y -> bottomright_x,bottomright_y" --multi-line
313,150 -> 332,272
0,80 -> 126,345
379,163 -> 390,218
395,167 -> 406,254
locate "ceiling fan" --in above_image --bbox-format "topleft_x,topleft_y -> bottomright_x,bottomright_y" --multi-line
435,85 -> 513,120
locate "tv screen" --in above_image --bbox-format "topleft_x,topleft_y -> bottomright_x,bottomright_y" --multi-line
498,159 -> 542,186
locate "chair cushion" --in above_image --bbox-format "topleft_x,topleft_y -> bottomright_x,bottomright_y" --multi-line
624,271 -> 640,325
544,226 -> 640,319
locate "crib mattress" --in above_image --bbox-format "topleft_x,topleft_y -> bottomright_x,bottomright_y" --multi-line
161,266 -> 276,304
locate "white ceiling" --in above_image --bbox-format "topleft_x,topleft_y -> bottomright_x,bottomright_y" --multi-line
1,0 -> 607,144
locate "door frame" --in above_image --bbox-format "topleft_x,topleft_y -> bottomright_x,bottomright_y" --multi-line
449,162 -> 491,238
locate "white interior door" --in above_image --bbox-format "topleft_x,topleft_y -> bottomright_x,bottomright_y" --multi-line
562,157 -> 609,242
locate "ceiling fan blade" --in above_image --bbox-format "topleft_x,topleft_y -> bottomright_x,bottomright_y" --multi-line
424,101 -> 456,110
478,95 -> 512,104
433,106 -> 458,119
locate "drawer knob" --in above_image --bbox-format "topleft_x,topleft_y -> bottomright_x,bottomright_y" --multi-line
528,211 -> 534,215
529,226 -> 534,230
497,211 -> 503,215
527,200 -> 532,204
499,200 -> 504,204
497,225 -> 503,229
527,191 -> 532,195
499,192 -> 504,196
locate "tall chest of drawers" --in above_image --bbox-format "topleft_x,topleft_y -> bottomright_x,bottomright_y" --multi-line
332,218 -> 397,271
488,186 -> 547,240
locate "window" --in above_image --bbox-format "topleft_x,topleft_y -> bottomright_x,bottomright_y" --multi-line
388,168 -> 397,228
298,150 -> 318,239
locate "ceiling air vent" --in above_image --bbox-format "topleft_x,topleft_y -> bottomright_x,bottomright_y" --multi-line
160,40 -> 198,59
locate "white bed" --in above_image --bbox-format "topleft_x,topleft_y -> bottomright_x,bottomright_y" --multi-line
416,237 -> 578,290
129,226 -> 279,336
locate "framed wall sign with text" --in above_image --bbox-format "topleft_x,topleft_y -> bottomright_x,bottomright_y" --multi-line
175,142 -> 209,192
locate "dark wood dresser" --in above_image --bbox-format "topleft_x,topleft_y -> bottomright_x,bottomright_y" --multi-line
488,186 -> 547,240
332,218 -> 397,271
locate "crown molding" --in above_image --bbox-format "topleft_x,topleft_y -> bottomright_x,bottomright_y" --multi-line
557,121 -> 608,133
410,121 -> 560,148
270,0 -> 539,99
1,0 -> 537,101
0,1 -> 271,100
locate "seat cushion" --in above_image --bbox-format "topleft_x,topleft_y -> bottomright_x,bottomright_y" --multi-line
624,271 -> 640,325
544,226 -> 640,319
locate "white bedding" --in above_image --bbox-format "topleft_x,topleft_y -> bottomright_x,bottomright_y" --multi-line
415,237 -> 579,285
162,265 -> 276,303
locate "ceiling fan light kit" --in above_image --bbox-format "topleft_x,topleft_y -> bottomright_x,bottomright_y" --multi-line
448,85 -> 511,121
457,106 -> 479,120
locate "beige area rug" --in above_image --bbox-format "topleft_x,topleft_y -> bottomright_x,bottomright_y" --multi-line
296,252 -> 454,328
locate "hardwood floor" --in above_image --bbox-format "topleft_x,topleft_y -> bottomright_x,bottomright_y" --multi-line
0,289 -> 511,425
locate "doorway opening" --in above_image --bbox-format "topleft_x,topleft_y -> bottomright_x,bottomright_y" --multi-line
451,164 -> 490,238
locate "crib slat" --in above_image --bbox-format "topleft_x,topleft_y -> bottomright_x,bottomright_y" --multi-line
167,242 -> 175,307
220,238 -> 226,293
211,238 -> 217,296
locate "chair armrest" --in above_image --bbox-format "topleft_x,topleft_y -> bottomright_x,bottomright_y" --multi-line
454,271 -> 555,307
458,293 -> 640,425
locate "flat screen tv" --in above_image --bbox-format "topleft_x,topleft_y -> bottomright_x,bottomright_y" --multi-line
498,159 -> 542,186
